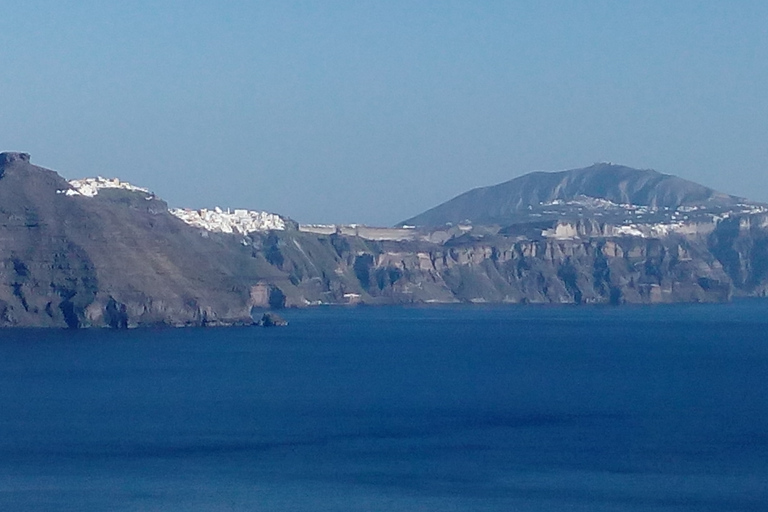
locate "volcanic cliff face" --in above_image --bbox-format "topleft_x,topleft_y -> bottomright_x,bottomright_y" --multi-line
0,153 -> 288,327
0,153 -> 766,328
253,231 -> 732,306
708,213 -> 768,297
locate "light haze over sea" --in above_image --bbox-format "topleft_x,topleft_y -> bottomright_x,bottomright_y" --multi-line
2,1 -> 768,225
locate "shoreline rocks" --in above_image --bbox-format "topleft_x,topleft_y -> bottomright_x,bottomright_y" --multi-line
256,312 -> 288,327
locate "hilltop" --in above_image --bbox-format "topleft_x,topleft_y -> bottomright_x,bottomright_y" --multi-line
401,163 -> 757,227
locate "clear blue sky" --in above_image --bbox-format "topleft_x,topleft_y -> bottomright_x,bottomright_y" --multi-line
2,1 -> 767,225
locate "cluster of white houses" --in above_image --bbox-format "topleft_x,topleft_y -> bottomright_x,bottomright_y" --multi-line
64,175 -> 768,241
169,207 -> 286,234
64,177 -> 286,235
64,177 -> 151,197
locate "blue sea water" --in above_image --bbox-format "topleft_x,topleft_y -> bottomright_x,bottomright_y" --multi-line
1,302 -> 768,511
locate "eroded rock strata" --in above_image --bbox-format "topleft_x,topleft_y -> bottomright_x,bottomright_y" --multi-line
0,153 -> 765,328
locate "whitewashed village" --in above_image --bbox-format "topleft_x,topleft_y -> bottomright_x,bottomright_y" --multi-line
62,175 -> 768,242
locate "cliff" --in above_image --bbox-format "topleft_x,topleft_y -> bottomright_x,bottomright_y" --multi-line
252,230 -> 732,306
0,153 -> 286,327
0,153 -> 766,328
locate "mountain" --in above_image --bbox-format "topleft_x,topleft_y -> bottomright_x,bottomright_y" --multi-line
401,163 -> 750,227
0,152 -> 291,327
2,152 -> 768,328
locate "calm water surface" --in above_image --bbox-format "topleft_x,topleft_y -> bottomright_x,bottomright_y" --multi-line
1,302 -> 767,511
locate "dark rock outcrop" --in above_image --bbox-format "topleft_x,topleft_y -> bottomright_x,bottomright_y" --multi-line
0,152 -> 30,165
256,312 -> 288,327
708,213 -> 768,297
104,296 -> 129,329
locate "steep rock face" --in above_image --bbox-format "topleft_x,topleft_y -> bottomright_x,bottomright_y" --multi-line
0,153 -> 765,327
0,154 -> 98,327
402,163 -> 747,227
0,153 -> 283,327
709,213 -> 768,296
248,231 -> 732,305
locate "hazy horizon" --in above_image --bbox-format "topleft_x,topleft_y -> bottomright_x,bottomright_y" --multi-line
2,1 -> 767,226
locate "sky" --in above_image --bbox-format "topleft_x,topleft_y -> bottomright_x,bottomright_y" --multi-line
2,1 -> 767,226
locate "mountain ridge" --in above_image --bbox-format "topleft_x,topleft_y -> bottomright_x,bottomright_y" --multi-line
401,163 -> 751,227
1,151 -> 768,328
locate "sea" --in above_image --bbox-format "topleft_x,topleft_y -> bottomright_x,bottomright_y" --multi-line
1,301 -> 767,511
